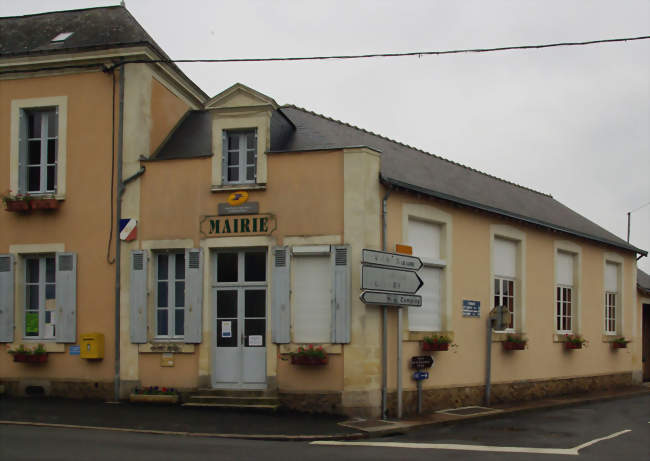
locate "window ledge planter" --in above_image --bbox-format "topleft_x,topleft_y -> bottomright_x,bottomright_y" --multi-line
290,356 -> 328,366
4,199 -> 30,212
13,353 -> 48,363
129,393 -> 179,404
611,338 -> 629,349
422,342 -> 449,352
502,341 -> 526,351
564,342 -> 583,350
30,198 -> 60,210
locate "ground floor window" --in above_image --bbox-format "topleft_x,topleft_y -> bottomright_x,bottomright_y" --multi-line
292,253 -> 331,343
605,291 -> 617,334
556,285 -> 573,333
155,252 -> 185,338
494,277 -> 515,330
24,255 -> 56,339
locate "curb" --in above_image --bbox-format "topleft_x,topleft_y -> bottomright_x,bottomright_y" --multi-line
390,388 -> 650,432
0,420 -> 366,442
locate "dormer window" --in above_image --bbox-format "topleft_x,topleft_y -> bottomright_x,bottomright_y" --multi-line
223,129 -> 257,184
51,32 -> 74,42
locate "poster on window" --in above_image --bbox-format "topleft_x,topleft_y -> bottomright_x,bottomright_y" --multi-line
248,335 -> 263,346
221,321 -> 232,338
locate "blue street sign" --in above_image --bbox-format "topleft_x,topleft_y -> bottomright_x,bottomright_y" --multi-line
69,345 -> 81,355
413,371 -> 429,380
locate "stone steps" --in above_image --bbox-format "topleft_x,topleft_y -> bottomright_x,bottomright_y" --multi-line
182,390 -> 282,412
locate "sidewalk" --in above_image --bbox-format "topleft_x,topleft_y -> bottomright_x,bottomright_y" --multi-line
0,385 -> 648,441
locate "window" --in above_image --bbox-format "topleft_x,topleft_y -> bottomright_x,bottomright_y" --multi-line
11,96 -> 67,198
555,251 -> 575,333
224,129 -> 256,184
21,108 -> 58,194
407,218 -> 444,332
493,237 -> 518,331
24,255 -> 57,339
155,252 -> 185,338
604,261 -> 619,334
292,252 -> 331,343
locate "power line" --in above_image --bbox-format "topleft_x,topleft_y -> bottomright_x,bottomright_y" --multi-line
1,35 -> 648,75
629,201 -> 650,214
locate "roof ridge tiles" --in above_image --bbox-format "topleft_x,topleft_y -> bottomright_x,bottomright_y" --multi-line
281,104 -> 553,199
0,5 -> 123,20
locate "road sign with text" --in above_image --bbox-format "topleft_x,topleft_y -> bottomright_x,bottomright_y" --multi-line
361,249 -> 423,271
360,290 -> 422,307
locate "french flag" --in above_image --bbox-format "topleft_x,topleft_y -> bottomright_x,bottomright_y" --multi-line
119,218 -> 137,242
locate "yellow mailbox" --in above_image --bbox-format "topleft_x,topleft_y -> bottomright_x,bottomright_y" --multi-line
80,333 -> 104,359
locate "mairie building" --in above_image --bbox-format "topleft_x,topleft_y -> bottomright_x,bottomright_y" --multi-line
1,5 -> 648,417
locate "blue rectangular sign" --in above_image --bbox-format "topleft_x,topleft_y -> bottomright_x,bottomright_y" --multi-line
462,300 -> 481,317
69,345 -> 81,355
413,371 -> 429,380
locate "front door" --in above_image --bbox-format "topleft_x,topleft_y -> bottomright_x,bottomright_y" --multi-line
212,249 -> 267,389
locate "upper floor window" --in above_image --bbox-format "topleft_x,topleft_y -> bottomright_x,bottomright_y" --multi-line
223,129 -> 257,185
21,108 -> 58,194
493,236 -> 518,331
555,251 -> 575,334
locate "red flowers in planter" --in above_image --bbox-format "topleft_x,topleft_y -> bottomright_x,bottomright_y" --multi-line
502,334 -> 527,351
611,337 -> 629,349
422,334 -> 453,352
8,344 -> 48,363
563,334 -> 587,350
2,191 -> 60,213
288,345 -> 328,365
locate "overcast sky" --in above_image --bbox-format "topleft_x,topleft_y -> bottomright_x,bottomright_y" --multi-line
3,0 -> 649,272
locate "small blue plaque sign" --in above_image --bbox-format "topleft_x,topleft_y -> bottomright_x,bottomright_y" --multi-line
462,300 -> 481,317
413,371 -> 429,380
69,345 -> 81,355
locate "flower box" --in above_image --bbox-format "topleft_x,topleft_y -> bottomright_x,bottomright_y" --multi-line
129,393 -> 179,404
564,342 -> 583,350
612,342 -> 627,349
503,341 -> 526,351
422,342 -> 449,352
13,353 -> 48,363
30,198 -> 59,210
4,200 -> 30,212
290,355 -> 328,366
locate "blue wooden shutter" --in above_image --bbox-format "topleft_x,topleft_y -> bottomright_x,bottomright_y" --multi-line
184,248 -> 203,343
129,250 -> 148,343
271,246 -> 290,343
221,132 -> 228,184
331,245 -> 350,343
18,110 -> 27,193
55,252 -> 77,343
0,255 -> 15,342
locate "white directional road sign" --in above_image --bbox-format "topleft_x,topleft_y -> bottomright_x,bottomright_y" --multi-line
360,291 -> 422,307
361,249 -> 423,271
361,265 -> 423,294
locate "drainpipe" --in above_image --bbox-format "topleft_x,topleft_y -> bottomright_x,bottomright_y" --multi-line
381,187 -> 392,419
113,63 -> 125,402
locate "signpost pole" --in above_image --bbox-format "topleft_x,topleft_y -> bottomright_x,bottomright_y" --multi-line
417,379 -> 422,415
382,305 -> 387,419
485,315 -> 493,406
397,309 -> 403,418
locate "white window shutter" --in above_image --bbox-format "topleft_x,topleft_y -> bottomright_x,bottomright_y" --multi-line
184,248 -> 203,343
129,250 -> 148,343
0,255 -> 15,342
55,252 -> 77,343
221,132 -> 228,184
271,246 -> 290,343
331,245 -> 350,343
18,111 -> 27,193
605,262 -> 618,292
494,238 -> 517,278
408,266 -> 442,331
556,252 -> 574,286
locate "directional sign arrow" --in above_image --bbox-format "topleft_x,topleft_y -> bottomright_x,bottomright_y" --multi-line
361,265 -> 424,294
362,249 -> 423,271
360,291 -> 422,307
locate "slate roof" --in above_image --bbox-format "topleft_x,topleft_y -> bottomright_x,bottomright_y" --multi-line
154,104 -> 646,256
638,269 -> 650,295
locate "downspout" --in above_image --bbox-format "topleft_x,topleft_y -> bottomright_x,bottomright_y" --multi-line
381,187 -> 392,419
113,62 -> 125,402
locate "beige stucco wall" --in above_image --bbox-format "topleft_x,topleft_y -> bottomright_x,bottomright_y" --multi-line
149,77 -> 190,155
384,190 -> 640,392
0,71 -> 116,382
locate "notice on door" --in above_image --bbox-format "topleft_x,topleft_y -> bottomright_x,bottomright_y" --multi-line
248,335 -> 263,346
222,321 -> 232,338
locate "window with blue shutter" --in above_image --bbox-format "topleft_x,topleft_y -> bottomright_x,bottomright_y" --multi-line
271,246 -> 290,343
331,245 -> 350,343
130,250 -> 148,343
0,255 -> 15,342
184,248 -> 203,343
55,252 -> 76,343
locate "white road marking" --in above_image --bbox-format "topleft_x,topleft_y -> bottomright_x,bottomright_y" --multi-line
311,429 -> 632,456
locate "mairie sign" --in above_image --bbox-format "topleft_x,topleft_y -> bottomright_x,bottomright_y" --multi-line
200,214 -> 276,237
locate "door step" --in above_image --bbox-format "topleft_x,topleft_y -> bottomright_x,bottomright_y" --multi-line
182,391 -> 282,412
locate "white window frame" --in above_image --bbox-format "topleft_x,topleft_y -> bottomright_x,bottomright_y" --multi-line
154,251 -> 186,339
604,291 -> 617,334
23,254 -> 57,340
556,285 -> 573,334
223,129 -> 257,185
22,108 -> 58,195
402,204 -> 452,335
494,276 -> 515,331
490,225 -> 526,333
11,97 -> 67,198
